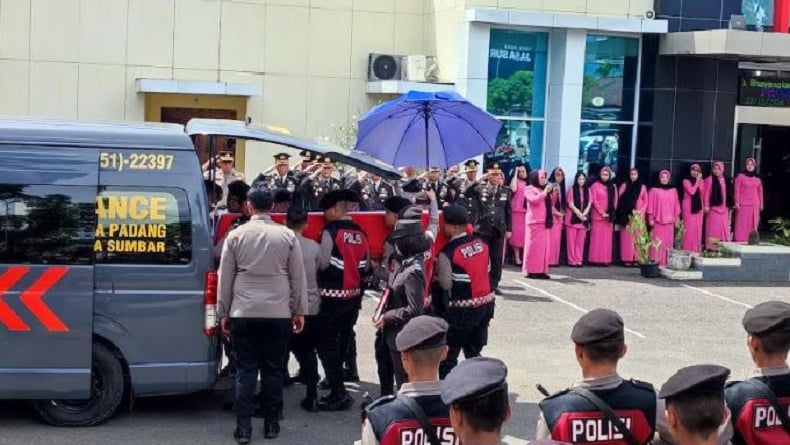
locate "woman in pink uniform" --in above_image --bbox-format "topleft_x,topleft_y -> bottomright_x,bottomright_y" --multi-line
589,167 -> 618,266
522,170 -> 554,279
616,168 -> 648,266
733,158 -> 764,242
508,163 -> 530,266
681,164 -> 705,253
548,167 -> 567,266
647,170 -> 681,266
703,161 -> 730,250
565,171 -> 591,267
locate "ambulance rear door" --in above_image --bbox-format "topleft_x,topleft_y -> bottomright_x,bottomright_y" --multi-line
0,145 -> 96,399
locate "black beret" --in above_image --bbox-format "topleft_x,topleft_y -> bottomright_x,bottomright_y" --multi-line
227,181 -> 251,201
384,196 -> 412,214
743,301 -> 790,335
441,357 -> 507,405
443,205 -> 468,225
274,190 -> 291,203
319,190 -> 359,210
659,364 -> 729,400
571,309 -> 625,345
395,316 -> 448,352
399,205 -> 423,221
402,179 -> 423,193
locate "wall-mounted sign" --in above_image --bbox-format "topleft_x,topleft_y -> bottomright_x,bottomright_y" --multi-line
742,0 -> 774,29
739,76 -> 790,107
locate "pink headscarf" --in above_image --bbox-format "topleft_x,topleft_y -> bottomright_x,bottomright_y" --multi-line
713,161 -> 725,176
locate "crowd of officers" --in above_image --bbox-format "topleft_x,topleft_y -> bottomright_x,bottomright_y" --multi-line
209,150 -> 789,445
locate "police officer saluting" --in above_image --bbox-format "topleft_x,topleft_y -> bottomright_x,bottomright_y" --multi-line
304,157 -> 342,211
536,309 -> 658,445
441,357 -> 511,445
659,365 -> 731,445
360,172 -> 396,211
724,301 -> 790,445
316,189 -> 369,411
252,153 -> 300,196
468,163 -> 511,295
362,316 -> 454,445
450,159 -> 481,222
435,205 -> 495,378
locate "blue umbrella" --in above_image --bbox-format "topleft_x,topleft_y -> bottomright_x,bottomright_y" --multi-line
355,90 -> 503,168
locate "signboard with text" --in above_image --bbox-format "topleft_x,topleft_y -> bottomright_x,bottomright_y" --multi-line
739,76 -> 790,107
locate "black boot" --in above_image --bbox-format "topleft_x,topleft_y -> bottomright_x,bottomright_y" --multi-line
300,384 -> 318,412
234,417 -> 252,445
264,420 -> 280,439
317,391 -> 353,411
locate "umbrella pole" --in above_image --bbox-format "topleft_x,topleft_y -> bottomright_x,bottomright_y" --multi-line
423,103 -> 429,169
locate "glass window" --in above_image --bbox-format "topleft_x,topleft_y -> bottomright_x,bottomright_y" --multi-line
582,35 -> 639,122
0,184 -> 96,265
486,29 -> 548,171
578,122 -> 633,181
94,187 -> 191,265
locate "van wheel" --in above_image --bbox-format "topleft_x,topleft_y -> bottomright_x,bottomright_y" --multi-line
34,343 -> 125,427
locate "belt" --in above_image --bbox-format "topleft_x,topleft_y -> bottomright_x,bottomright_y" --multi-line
447,292 -> 495,308
320,288 -> 362,300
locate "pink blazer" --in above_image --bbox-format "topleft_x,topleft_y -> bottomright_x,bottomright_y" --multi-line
525,185 -> 548,224
681,178 -> 705,215
734,174 -> 763,207
618,183 -> 648,215
647,187 -> 680,224
590,182 -> 617,222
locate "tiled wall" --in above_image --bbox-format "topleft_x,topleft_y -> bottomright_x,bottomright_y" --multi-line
463,0 -> 654,17
655,0 -> 743,32
637,35 -> 739,182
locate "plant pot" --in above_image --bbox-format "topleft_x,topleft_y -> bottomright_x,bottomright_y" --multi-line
639,262 -> 660,278
667,249 -> 692,271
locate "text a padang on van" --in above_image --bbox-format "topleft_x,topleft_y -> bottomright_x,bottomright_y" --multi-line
0,117 -> 400,427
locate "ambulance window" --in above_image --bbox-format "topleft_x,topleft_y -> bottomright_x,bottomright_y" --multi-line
0,184 -> 96,265
94,187 -> 192,265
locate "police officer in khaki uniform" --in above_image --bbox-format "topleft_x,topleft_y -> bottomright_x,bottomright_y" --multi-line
203,151 -> 245,208
441,357 -> 511,445
659,365 -> 731,445
361,316 -> 454,445
467,163 -> 511,294
724,301 -> 790,445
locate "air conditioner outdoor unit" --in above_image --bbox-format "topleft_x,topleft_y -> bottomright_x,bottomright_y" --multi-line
368,53 -> 404,81
402,55 -> 439,83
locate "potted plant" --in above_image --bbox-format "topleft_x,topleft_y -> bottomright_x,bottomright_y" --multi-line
628,212 -> 661,278
667,219 -> 693,271
748,230 -> 761,246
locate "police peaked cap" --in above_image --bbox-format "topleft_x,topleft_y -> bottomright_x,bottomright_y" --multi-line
443,205 -> 468,225
659,364 -> 729,400
742,301 -> 790,335
571,308 -> 625,345
395,316 -> 448,352
273,152 -> 291,160
319,189 -> 359,210
441,357 -> 508,405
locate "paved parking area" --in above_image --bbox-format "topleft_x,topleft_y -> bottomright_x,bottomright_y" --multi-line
1,265 -> 788,445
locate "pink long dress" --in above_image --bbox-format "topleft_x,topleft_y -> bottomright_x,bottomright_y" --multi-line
522,185 -> 551,275
733,173 -> 763,242
589,182 -> 617,265
565,189 -> 588,266
549,190 -> 564,266
618,183 -> 648,263
703,175 -> 730,250
681,178 -> 705,253
509,181 -> 527,248
647,187 -> 681,266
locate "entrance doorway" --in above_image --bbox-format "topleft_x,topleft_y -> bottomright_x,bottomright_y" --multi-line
735,124 -> 790,226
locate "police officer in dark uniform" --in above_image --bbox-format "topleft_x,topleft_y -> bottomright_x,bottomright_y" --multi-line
303,157 -> 342,211
659,365 -> 731,445
449,159 -> 481,222
361,316 -> 454,445
467,163 -> 511,294
252,153 -> 301,199
435,205 -> 495,379
418,167 -> 451,208
316,190 -> 370,411
724,301 -> 790,445
536,309 -> 659,444
441,357 -> 511,445
360,172 -> 396,211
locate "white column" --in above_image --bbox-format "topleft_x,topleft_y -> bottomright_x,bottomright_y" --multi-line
544,28 -> 586,176
455,20 -> 490,174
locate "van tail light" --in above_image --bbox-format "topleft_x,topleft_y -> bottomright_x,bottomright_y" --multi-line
204,271 -> 218,336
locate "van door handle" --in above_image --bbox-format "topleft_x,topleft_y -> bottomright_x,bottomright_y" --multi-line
95,281 -> 115,293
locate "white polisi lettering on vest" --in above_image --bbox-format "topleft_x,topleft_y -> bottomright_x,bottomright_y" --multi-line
753,403 -> 790,428
343,232 -> 363,244
400,426 -> 459,445
571,417 -> 633,442
459,242 -> 483,259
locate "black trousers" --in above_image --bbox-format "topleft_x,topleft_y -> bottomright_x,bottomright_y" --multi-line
340,307 -> 359,374
316,298 -> 359,394
439,304 -> 494,379
291,315 -> 320,387
374,330 -> 394,396
232,318 -> 291,421
478,232 -> 505,289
